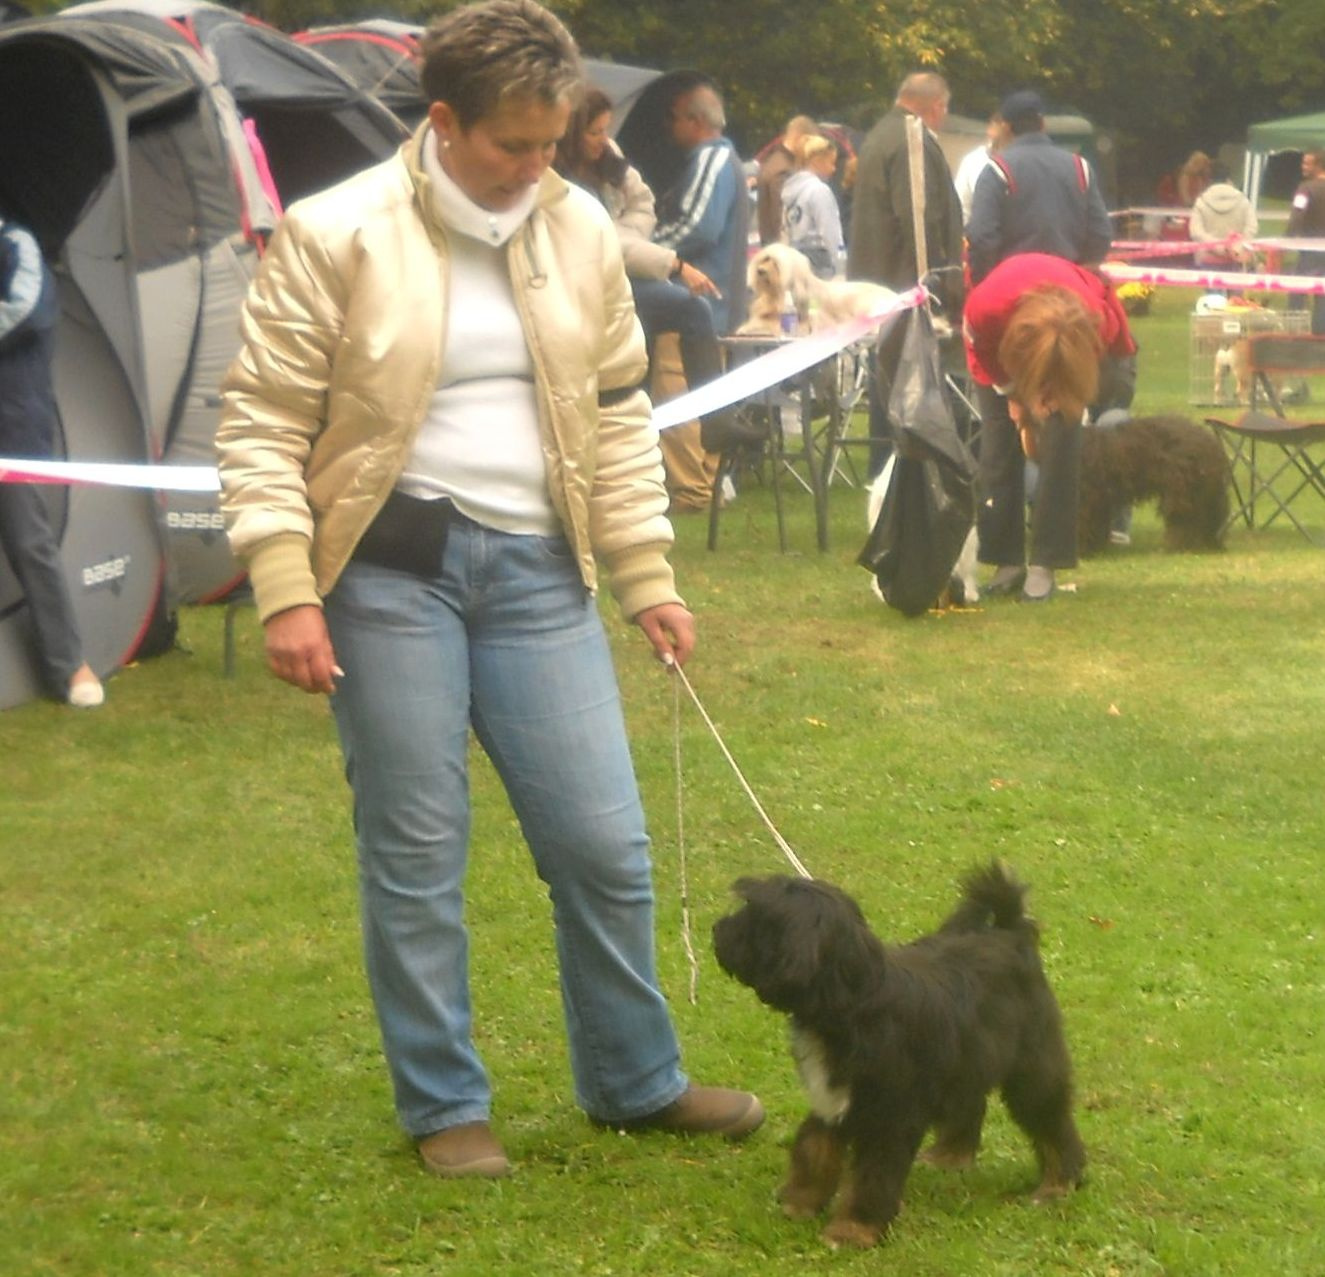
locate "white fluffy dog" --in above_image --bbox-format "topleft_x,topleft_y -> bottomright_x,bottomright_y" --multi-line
740,243 -> 896,337
865,458 -> 980,607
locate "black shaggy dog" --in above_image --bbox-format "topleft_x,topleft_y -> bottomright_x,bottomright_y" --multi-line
1078,414 -> 1231,555
712,865 -> 1084,1249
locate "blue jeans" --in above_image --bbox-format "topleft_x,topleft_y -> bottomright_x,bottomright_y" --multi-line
323,513 -> 686,1138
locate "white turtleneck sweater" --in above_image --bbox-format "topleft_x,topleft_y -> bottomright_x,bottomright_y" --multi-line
395,136 -> 560,535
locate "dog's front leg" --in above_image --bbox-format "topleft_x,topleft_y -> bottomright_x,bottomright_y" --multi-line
778,1114 -> 845,1219
822,1121 -> 924,1249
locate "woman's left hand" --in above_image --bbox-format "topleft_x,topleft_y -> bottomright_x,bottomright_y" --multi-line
635,602 -> 696,669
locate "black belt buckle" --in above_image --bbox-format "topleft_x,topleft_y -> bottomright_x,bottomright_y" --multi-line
351,490 -> 452,577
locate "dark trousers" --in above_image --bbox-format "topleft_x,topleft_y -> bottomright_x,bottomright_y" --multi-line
1291,251 -> 1325,336
975,384 -> 1081,570
0,481 -> 84,693
630,277 -> 725,389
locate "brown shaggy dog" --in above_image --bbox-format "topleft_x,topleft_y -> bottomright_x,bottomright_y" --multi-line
1078,414 -> 1231,555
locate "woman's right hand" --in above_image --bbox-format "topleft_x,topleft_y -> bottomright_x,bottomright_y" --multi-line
264,604 -> 341,695
677,260 -> 720,299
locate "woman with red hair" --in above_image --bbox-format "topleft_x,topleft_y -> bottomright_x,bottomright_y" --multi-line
963,252 -> 1137,600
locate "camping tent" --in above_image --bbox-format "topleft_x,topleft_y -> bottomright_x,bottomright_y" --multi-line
297,18 -> 659,139
51,1 -> 402,605
0,3 -> 407,706
296,19 -> 428,129
1244,109 -> 1325,206
0,16 -> 191,708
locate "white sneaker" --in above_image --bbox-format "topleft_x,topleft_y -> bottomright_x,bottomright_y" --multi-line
68,674 -> 105,708
1108,530 -> 1131,547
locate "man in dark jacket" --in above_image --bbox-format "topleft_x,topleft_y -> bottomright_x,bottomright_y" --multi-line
849,71 -> 964,473
1287,148 -> 1325,334
849,71 -> 963,306
0,213 -> 103,706
966,90 -> 1113,284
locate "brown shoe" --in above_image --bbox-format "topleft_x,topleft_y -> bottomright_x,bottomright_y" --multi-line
626,1085 -> 765,1140
417,1122 -> 510,1178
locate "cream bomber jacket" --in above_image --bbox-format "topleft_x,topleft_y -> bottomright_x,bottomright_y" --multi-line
216,125 -> 680,625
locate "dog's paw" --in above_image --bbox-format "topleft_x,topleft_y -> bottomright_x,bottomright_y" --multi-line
920,1145 -> 977,1171
1031,1176 -> 1082,1204
778,1184 -> 828,1220
822,1217 -> 882,1249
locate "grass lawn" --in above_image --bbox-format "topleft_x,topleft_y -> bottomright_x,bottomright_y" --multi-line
3,286 -> 1324,1275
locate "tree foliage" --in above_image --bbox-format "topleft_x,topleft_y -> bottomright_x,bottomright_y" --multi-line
21,0 -> 1325,194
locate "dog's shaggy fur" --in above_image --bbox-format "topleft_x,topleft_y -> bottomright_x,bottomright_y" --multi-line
1078,414 -> 1231,555
739,243 -> 895,336
713,865 -> 1085,1249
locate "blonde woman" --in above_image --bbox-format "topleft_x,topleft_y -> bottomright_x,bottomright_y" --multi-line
781,132 -> 844,278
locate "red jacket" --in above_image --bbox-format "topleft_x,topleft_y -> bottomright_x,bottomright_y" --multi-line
963,252 -> 1136,388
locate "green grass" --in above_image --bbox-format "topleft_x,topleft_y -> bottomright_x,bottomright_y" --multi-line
3,291 -> 1325,1275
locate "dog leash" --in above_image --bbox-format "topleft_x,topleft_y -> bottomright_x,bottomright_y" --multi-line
666,658 -> 813,880
664,655 -> 813,1004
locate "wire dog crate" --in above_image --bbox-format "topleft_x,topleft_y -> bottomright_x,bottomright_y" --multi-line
1189,308 -> 1310,406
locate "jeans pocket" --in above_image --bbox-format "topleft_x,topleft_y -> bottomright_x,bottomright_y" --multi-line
536,531 -> 577,564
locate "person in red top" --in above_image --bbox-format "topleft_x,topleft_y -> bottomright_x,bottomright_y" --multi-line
963,252 -> 1137,599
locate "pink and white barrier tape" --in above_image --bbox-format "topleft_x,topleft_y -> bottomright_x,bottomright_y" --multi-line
1100,261 -> 1325,294
652,286 -> 924,431
0,458 -> 220,493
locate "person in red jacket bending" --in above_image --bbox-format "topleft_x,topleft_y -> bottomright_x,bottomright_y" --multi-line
963,252 -> 1137,600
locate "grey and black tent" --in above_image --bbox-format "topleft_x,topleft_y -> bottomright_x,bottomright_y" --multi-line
55,0 -> 407,603
297,18 -> 660,140
0,14 -> 190,708
0,2 -> 406,706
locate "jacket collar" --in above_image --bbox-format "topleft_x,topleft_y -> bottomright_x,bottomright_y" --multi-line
404,121 -> 569,245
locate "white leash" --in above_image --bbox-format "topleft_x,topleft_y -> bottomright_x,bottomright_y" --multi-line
665,655 -> 813,1004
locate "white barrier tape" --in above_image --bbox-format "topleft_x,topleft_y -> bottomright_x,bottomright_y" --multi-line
1101,261 -> 1325,295
0,459 -> 221,493
652,286 -> 925,431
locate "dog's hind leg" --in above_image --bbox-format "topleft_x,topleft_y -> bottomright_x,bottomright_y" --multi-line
1001,1056 -> 1086,1200
779,1115 -> 845,1220
921,1094 -> 987,1169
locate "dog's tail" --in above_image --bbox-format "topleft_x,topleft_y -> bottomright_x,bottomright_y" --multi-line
940,860 -> 1038,942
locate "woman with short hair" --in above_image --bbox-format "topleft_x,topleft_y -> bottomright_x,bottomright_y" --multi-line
217,0 -> 761,1180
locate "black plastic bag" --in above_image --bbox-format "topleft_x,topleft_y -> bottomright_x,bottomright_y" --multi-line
857,307 -> 975,616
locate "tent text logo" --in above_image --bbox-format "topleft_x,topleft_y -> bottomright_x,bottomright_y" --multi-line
82,554 -> 132,596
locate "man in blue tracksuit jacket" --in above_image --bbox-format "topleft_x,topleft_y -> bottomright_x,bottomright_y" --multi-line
653,82 -> 746,335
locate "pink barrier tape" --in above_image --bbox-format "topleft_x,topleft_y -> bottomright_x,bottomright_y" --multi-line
1109,235 -> 1325,259
0,459 -> 221,492
652,286 -> 925,431
1101,261 -> 1325,294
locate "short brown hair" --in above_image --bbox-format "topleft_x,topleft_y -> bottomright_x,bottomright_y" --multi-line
998,287 -> 1103,424
419,0 -> 583,129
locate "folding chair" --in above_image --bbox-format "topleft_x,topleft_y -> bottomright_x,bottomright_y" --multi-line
1205,332 -> 1325,545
